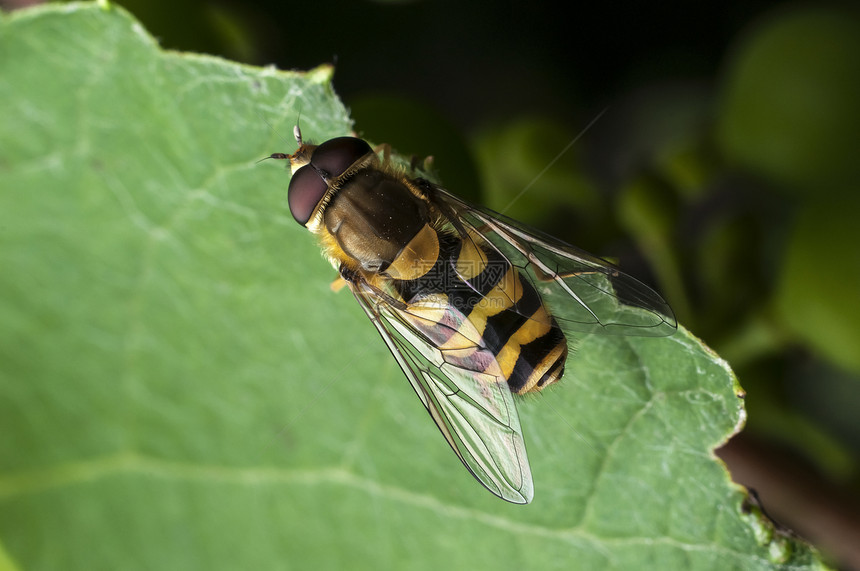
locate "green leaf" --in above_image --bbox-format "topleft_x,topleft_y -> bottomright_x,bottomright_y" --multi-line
716,6 -> 860,192
0,3 -> 823,570
775,196 -> 860,374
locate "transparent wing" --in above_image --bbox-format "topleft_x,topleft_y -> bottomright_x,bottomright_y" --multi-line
350,280 -> 534,504
432,187 -> 677,337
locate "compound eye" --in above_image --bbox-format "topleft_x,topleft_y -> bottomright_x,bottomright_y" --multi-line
311,137 -> 373,179
288,165 -> 328,226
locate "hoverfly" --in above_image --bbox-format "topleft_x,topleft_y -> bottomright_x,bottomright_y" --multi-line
268,126 -> 676,504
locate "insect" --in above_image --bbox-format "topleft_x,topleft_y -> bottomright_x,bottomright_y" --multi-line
268,126 -> 676,504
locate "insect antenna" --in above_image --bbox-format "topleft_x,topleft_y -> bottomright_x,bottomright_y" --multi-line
256,153 -> 290,164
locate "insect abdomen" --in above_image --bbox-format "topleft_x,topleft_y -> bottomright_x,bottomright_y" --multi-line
396,232 -> 568,395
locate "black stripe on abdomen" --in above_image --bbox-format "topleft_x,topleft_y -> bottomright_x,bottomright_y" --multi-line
506,322 -> 567,394
395,231 -> 568,391
478,273 -> 543,354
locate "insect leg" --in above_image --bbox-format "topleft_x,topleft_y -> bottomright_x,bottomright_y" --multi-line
330,275 -> 349,292
339,264 -> 408,310
373,143 -> 392,169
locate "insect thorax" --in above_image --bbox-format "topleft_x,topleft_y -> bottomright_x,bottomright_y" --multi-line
322,169 -> 434,275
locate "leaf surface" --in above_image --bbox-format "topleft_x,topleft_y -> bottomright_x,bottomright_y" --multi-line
0,3 -> 823,569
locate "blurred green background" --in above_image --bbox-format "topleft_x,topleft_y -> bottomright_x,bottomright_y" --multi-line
4,0 -> 859,566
